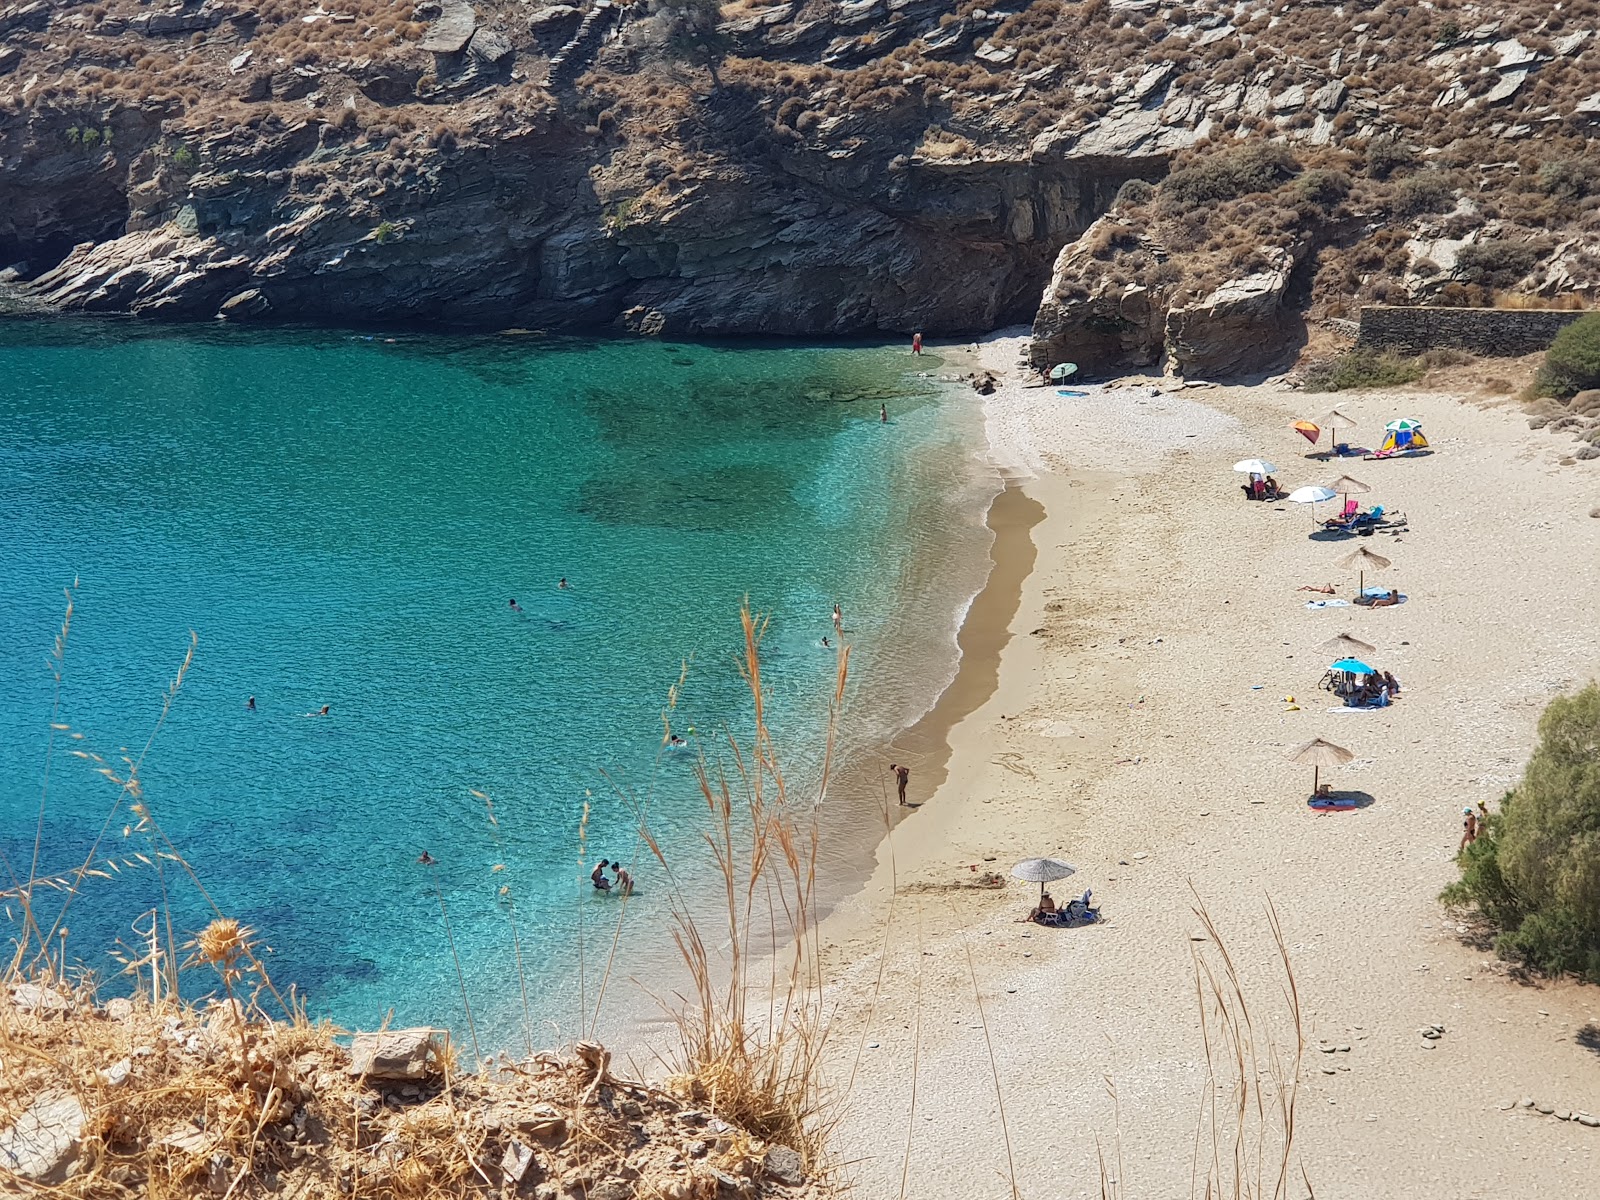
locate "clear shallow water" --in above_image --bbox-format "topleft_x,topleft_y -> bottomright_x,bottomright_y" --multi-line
0,321 -> 995,1051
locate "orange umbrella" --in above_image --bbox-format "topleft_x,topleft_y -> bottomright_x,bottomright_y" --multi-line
1293,420 -> 1321,446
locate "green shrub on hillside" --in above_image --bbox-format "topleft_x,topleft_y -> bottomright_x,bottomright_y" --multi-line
1394,170 -> 1456,215
1364,134 -> 1415,180
1113,177 -> 1156,210
1537,158 -> 1597,201
1295,168 -> 1351,208
1443,684 -> 1600,982
1534,312 -> 1600,397
1302,349 -> 1424,391
1455,240 -> 1541,288
1159,144 -> 1297,208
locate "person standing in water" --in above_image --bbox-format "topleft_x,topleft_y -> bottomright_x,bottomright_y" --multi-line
912,332 -> 923,355
880,403 -> 888,423
832,602 -> 842,633
891,762 -> 910,806
591,859 -> 612,891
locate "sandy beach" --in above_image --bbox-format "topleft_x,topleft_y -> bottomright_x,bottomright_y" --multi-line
818,332 -> 1600,1197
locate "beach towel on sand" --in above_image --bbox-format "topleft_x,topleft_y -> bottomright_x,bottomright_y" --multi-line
1305,598 -> 1352,609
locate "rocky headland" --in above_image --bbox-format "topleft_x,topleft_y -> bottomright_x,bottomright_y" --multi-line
3,0 -> 1599,369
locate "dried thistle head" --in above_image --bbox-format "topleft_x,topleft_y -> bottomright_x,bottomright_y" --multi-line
193,917 -> 252,967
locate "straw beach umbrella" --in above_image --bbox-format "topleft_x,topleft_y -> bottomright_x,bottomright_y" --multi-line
1326,474 -> 1371,499
1320,409 -> 1357,433
1011,857 -> 1076,902
1286,737 -> 1354,796
1318,632 -> 1376,658
1337,545 -> 1391,595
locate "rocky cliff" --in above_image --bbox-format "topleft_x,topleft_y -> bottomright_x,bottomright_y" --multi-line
2,0 -> 1599,358
0,0 -> 1165,335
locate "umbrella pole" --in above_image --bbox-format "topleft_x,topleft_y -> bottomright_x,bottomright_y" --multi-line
1312,765 -> 1319,796
1039,880 -> 1045,903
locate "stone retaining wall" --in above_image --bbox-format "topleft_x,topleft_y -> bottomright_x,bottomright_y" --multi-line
1357,305 -> 1587,356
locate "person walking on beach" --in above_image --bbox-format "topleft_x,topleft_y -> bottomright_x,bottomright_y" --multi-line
891,762 -> 910,806
1459,807 -> 1478,853
912,332 -> 923,356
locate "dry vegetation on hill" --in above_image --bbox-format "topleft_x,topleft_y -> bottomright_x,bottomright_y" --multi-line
0,0 -> 1598,342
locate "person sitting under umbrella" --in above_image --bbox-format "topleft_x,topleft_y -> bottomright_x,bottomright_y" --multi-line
1019,891 -> 1058,923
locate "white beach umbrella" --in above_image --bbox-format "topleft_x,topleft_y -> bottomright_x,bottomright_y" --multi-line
1287,484 -> 1337,525
1233,459 -> 1279,475
1288,485 -> 1336,504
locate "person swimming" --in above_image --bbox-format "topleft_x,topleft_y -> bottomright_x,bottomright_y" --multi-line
246,695 -> 256,711
668,734 -> 687,747
509,598 -> 523,613
558,577 -> 570,590
417,851 -> 437,866
301,705 -> 330,717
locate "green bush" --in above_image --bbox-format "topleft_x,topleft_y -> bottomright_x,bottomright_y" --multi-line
1113,177 -> 1156,210
1537,158 -> 1597,202
1159,144 -> 1297,208
1295,168 -> 1351,208
1455,239 -> 1540,288
1364,134 -> 1414,180
1535,312 -> 1600,398
1393,170 -> 1456,214
1443,684 -> 1600,982
1302,349 -> 1424,391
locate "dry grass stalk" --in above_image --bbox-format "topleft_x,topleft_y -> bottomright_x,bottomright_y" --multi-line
1187,892 -> 1306,1200
636,601 -> 843,1168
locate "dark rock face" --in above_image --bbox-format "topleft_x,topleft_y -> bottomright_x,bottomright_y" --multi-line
6,104 -> 1158,335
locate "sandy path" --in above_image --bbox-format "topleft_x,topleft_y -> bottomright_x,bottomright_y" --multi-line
818,333 -> 1600,1198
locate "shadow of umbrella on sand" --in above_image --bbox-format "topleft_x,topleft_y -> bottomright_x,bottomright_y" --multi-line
1011,857 -> 1076,902
1286,737 -> 1354,797
1337,545 -> 1391,596
1318,631 -> 1377,659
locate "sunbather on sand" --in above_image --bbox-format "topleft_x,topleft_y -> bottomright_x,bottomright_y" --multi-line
1368,589 -> 1401,608
1297,583 -> 1336,593
1018,891 -> 1058,923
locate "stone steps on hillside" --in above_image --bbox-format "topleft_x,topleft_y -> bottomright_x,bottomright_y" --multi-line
547,1 -> 622,86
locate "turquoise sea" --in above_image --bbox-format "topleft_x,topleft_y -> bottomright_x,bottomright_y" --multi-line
0,322 -> 996,1052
